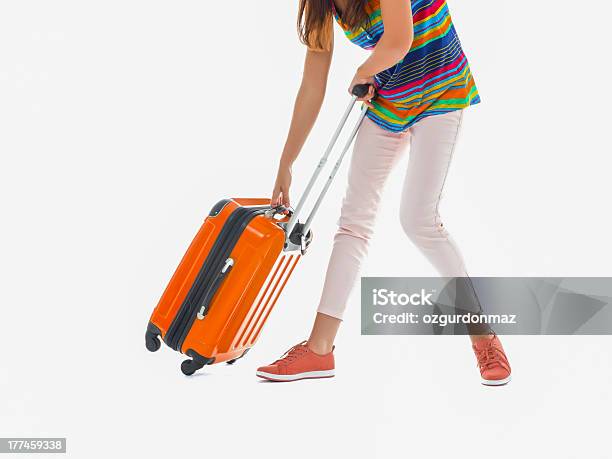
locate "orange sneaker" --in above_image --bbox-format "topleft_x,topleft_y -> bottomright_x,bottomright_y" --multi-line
472,334 -> 512,386
256,341 -> 335,382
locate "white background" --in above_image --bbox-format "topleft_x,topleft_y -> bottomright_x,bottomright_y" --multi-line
1,1 -> 611,458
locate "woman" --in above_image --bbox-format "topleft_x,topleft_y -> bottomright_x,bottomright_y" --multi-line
257,0 -> 512,386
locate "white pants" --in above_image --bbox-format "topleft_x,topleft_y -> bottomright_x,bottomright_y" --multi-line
317,110 -> 468,320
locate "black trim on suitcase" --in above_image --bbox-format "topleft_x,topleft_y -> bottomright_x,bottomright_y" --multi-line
164,205 -> 269,352
209,198 -> 231,217
226,348 -> 250,365
164,204 -> 241,349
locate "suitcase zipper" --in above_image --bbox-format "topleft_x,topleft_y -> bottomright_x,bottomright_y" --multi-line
164,205 -> 268,351
196,257 -> 234,320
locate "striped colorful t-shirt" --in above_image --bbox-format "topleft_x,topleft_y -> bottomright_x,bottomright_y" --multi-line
331,0 -> 481,132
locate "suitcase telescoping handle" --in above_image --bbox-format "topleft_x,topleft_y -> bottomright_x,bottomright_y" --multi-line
284,83 -> 374,247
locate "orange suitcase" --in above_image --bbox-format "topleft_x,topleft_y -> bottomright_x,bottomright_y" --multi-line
145,85 -> 371,375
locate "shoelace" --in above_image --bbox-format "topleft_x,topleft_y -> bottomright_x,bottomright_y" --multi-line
272,341 -> 309,366
475,334 -> 504,369
475,346 -> 504,370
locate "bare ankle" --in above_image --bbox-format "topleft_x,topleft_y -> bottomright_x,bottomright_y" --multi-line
307,339 -> 334,355
469,333 -> 495,344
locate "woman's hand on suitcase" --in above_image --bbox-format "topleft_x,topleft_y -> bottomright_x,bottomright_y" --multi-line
271,163 -> 292,208
349,73 -> 376,108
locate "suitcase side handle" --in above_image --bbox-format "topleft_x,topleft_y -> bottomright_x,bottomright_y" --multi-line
196,257 -> 234,320
265,204 -> 293,220
284,84 -> 374,245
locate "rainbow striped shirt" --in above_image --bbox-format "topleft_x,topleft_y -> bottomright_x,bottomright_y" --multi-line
332,0 -> 481,132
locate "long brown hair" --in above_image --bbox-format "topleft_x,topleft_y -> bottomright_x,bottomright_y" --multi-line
298,0 -> 370,51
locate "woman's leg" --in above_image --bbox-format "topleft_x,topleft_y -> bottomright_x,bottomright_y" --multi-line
308,117 -> 411,354
399,111 -> 511,385
398,110 -> 488,339
399,112 -> 511,386
399,110 -> 468,278
256,118 -> 409,381
307,312 -> 342,355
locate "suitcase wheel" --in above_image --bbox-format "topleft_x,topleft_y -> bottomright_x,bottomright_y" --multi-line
145,323 -> 162,352
181,351 -> 215,376
181,359 -> 201,376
